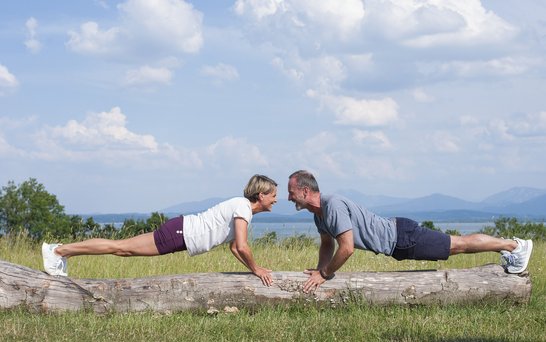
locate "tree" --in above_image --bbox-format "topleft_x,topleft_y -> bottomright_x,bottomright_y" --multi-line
0,178 -> 70,239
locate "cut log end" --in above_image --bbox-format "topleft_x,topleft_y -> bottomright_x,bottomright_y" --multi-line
0,260 -> 531,314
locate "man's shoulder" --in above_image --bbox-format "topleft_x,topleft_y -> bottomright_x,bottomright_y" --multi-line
322,193 -> 353,206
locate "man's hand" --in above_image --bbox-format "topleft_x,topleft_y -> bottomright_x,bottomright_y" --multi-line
253,266 -> 273,287
302,269 -> 326,293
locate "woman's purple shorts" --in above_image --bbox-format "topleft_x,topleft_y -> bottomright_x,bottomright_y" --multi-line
153,216 -> 187,255
391,217 -> 451,261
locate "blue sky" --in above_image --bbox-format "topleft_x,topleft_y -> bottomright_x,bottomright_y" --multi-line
1,0 -> 545,214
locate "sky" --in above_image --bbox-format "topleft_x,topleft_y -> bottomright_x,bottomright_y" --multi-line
1,0 -> 546,214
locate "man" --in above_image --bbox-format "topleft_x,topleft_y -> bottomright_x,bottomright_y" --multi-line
287,170 -> 533,293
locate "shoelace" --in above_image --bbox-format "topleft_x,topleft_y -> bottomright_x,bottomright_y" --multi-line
55,257 -> 66,273
501,252 -> 517,267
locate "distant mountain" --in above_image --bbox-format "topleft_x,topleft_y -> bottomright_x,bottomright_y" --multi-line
84,186 -> 545,223
371,193 -> 480,215
337,189 -> 408,207
499,194 -> 546,217
482,187 -> 546,206
161,197 -> 226,214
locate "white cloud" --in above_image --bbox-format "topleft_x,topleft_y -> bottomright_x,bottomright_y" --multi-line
271,57 -> 304,82
292,0 -> 365,38
428,57 -> 535,79
66,21 -> 122,55
67,0 -> 203,57
234,0 -> 287,21
94,0 -> 109,9
430,131 -> 460,153
118,0 -> 203,53
24,17 -> 42,53
0,133 -> 24,157
303,131 -> 337,151
365,0 -> 517,47
315,93 -> 399,127
352,129 -> 392,149
201,63 -> 240,84
124,65 -> 173,86
343,53 -> 374,73
412,88 -> 434,102
234,0 -> 365,39
506,111 -> 546,138
273,54 -> 346,93
0,64 -> 18,94
206,136 -> 268,171
41,107 -> 158,153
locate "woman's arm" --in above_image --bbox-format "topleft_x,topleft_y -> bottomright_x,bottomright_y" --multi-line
230,217 -> 273,286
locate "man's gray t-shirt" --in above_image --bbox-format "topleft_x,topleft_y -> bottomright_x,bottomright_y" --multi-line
314,194 -> 398,255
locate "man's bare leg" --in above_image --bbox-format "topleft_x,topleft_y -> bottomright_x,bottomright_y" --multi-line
449,234 -> 517,255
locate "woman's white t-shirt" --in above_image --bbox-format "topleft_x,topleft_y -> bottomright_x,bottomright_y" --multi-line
183,197 -> 253,256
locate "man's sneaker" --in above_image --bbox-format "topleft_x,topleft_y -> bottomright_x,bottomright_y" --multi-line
500,251 -> 514,271
501,238 -> 533,274
42,242 -> 68,276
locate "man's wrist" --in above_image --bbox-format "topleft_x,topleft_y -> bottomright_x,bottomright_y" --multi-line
319,269 -> 335,280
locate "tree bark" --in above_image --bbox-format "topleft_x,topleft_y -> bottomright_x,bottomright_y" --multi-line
0,259 -> 531,314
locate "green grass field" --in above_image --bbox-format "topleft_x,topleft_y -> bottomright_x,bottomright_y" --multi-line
1,234 -> 545,341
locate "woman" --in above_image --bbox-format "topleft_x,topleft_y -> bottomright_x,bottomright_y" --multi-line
42,174 -> 277,286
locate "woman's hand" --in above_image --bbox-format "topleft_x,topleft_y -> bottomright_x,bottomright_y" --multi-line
253,266 -> 273,287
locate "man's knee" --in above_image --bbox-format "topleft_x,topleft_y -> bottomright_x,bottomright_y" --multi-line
449,235 -> 465,255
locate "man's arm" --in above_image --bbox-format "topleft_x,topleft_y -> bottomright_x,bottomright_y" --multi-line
316,233 -> 336,270
303,229 -> 354,293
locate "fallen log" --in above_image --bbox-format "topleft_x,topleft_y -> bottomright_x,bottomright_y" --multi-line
0,259 -> 531,314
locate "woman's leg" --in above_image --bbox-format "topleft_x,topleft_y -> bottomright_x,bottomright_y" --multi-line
54,232 -> 160,258
449,234 -> 517,255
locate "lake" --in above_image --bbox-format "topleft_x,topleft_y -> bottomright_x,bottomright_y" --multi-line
248,221 -> 496,240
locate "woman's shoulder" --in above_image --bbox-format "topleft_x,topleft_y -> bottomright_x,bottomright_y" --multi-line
219,197 -> 251,208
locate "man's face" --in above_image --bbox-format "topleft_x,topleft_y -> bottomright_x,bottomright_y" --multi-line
287,177 -> 306,211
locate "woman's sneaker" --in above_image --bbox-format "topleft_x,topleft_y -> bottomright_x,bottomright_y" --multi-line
42,242 -> 68,276
501,238 -> 533,274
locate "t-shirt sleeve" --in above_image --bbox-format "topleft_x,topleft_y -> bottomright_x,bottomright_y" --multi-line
325,199 -> 353,237
232,199 -> 252,223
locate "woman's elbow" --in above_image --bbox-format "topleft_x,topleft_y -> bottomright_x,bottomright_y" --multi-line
234,243 -> 250,255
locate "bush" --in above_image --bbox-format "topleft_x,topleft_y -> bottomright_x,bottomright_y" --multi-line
480,217 -> 546,241
280,234 -> 316,249
254,231 -> 278,246
444,229 -> 461,236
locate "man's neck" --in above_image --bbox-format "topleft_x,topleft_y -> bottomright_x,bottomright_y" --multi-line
306,192 -> 322,216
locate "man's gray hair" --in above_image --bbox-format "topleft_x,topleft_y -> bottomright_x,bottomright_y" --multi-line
289,170 -> 320,192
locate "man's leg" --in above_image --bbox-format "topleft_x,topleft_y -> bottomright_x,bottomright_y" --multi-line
450,234 -> 532,274
449,234 -> 517,255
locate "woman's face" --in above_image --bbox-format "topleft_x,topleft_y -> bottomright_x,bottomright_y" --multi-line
259,188 -> 278,212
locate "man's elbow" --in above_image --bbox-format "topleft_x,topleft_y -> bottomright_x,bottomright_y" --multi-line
345,245 -> 354,257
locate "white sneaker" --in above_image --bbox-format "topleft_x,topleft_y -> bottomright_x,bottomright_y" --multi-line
42,242 -> 68,276
501,238 -> 533,274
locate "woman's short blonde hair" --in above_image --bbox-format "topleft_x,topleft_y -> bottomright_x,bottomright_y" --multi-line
244,174 -> 277,202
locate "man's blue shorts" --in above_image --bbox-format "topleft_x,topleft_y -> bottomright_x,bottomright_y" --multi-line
391,217 -> 450,261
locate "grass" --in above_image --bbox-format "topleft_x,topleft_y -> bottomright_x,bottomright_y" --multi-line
1,233 -> 545,341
